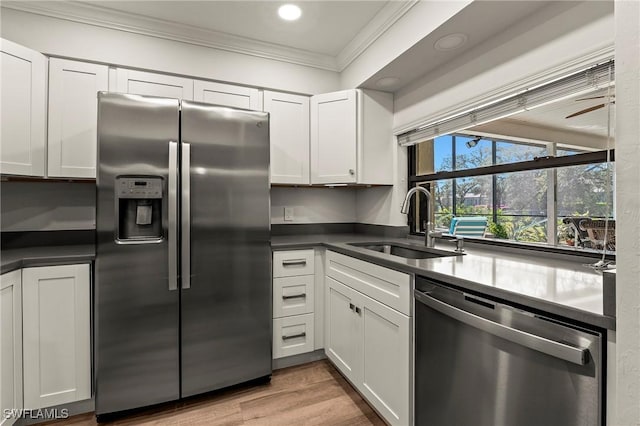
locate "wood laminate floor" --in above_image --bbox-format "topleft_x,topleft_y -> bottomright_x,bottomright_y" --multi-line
45,360 -> 385,425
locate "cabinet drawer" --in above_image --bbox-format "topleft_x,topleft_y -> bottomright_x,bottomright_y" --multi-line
273,313 -> 315,359
273,249 -> 314,277
326,251 -> 411,315
273,275 -> 314,318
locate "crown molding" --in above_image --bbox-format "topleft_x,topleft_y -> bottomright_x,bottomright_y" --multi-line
2,1 -> 338,71
336,0 -> 418,71
2,0 -> 418,73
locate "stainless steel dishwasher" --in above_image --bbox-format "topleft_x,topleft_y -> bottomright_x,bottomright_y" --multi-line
414,277 -> 602,426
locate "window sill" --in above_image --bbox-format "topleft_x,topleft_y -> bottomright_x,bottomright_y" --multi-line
409,232 -> 615,260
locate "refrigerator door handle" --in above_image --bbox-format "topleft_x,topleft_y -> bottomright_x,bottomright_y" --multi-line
168,141 -> 179,291
181,142 -> 191,290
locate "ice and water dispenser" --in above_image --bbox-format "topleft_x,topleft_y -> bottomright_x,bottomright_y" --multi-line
116,177 -> 163,241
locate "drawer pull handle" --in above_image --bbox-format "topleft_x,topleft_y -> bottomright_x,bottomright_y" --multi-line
355,306 -> 361,315
282,293 -> 306,300
282,259 -> 307,266
349,303 -> 355,311
282,332 -> 306,340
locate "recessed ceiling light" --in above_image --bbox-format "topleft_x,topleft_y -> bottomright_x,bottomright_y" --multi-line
375,77 -> 400,88
434,33 -> 468,51
278,4 -> 302,21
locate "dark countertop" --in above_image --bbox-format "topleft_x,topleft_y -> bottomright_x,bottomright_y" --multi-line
1,245 -> 95,274
272,234 -> 615,330
2,233 -> 614,330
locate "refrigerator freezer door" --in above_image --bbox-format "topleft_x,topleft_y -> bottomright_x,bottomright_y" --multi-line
180,101 -> 272,397
95,93 -> 180,415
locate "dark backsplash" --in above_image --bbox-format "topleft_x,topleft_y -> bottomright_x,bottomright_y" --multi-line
271,222 -> 408,238
1,230 -> 95,250
1,223 -> 409,250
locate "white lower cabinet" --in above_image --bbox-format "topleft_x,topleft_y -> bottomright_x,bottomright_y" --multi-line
1,270 -> 22,426
325,251 -> 411,426
273,313 -> 315,359
325,277 -> 361,384
273,275 -> 314,318
360,292 -> 410,425
22,264 -> 91,409
272,249 -> 318,361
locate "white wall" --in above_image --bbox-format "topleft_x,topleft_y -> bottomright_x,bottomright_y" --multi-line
0,8 -> 340,95
340,0 -> 471,90
614,1 -> 640,424
356,142 -> 407,227
270,187 -> 357,225
394,1 -> 614,133
355,0 -> 615,227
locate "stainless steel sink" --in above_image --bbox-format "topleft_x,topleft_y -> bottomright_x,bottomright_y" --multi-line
348,242 -> 462,259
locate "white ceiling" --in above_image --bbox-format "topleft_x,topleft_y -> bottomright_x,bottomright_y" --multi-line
3,0 -> 416,71
467,88 -> 614,149
84,1 -> 388,56
360,1 -> 553,92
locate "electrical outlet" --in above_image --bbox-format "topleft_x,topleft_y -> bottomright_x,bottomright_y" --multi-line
284,207 -> 294,221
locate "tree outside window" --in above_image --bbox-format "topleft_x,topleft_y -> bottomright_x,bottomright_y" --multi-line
412,135 -> 614,249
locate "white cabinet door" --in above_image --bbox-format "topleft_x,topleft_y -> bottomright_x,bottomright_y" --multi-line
1,270 -> 22,426
48,58 -> 109,178
264,91 -> 310,185
360,294 -> 410,426
324,277 -> 361,384
116,69 -> 193,100
0,38 -> 46,177
310,90 -> 357,184
193,80 -> 260,110
22,265 -> 90,409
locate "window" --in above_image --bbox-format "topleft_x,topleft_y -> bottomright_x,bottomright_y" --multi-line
408,135 -> 615,251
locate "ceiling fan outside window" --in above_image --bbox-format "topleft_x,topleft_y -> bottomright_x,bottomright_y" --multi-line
565,94 -> 615,119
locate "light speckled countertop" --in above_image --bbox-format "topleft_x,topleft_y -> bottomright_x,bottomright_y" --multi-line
272,234 -> 615,330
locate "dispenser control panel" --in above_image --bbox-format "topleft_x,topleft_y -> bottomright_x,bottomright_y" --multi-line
116,177 -> 162,199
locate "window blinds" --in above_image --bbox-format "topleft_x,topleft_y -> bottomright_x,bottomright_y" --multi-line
397,62 -> 614,147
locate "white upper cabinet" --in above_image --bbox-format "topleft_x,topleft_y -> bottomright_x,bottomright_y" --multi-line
194,80 -> 261,110
1,270 -> 22,426
47,58 -> 109,178
22,265 -> 91,409
0,38 -> 46,177
310,90 -> 357,184
310,89 -> 393,185
264,91 -> 310,185
116,69 -> 193,100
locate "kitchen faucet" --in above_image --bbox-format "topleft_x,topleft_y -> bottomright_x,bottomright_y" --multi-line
401,186 -> 439,248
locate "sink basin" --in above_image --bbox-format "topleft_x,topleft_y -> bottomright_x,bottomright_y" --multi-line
348,242 -> 461,259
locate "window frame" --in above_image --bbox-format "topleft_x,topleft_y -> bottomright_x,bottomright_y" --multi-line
407,136 -> 615,253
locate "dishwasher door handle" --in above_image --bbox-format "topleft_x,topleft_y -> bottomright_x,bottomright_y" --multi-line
415,291 -> 589,365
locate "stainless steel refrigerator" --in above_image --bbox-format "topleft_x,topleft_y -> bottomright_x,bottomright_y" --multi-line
95,92 -> 271,417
